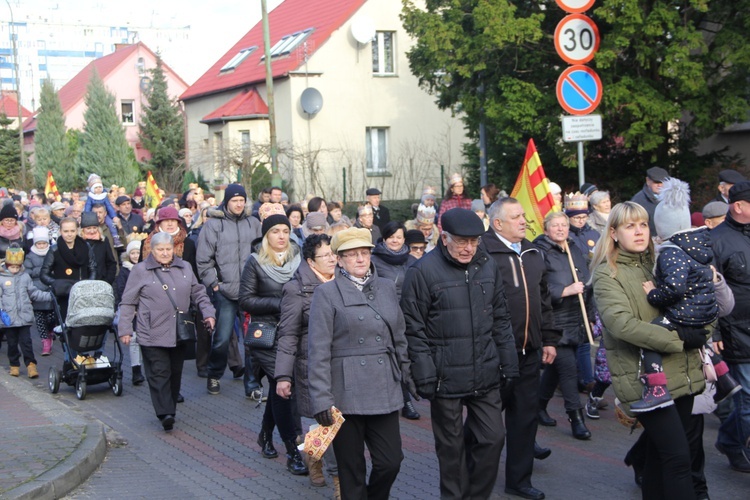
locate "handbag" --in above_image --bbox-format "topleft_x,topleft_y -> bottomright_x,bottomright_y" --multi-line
244,321 -> 277,349
153,270 -> 196,344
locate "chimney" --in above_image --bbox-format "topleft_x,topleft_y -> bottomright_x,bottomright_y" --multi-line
114,43 -> 131,52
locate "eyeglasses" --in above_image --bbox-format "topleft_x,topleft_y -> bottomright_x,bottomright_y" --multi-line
447,235 -> 481,248
340,249 -> 371,259
570,215 -> 588,221
314,252 -> 336,260
409,246 -> 426,253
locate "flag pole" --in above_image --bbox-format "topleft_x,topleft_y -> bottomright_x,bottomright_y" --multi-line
563,240 -> 594,344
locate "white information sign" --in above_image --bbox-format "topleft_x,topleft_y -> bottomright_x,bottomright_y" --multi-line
562,114 -> 602,142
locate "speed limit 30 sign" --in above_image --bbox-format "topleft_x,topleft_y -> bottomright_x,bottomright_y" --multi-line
554,14 -> 600,65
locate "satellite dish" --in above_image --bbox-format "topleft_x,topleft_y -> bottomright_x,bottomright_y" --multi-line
351,16 -> 375,44
300,87 -> 323,115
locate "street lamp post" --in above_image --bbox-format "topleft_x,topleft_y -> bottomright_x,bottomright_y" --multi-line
5,0 -> 26,187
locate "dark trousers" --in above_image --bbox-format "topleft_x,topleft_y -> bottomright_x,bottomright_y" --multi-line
502,349 -> 541,490
539,345 -> 583,411
332,411 -> 402,500
262,378 -> 297,442
637,395 -> 696,500
687,414 -> 707,499
141,344 -> 186,418
430,388 -> 505,499
4,326 -> 35,367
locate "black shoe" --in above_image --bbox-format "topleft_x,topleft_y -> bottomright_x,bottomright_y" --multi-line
714,373 -> 742,404
207,378 -> 220,395
257,429 -> 278,459
197,368 -> 208,378
624,449 -> 645,486
160,415 -> 175,431
715,442 -> 750,473
402,401 -> 420,420
176,393 -> 184,403
534,442 -> 551,460
284,440 -> 309,475
132,365 -> 145,386
505,486 -> 545,499
538,409 -> 557,427
568,409 -> 592,440
231,365 -> 245,379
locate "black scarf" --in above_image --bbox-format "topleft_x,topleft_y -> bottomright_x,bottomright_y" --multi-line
57,235 -> 90,268
373,242 -> 410,266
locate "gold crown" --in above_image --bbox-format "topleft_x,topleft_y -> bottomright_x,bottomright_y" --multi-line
422,186 -> 437,197
416,204 -> 436,224
448,173 -> 463,186
564,192 -> 589,211
258,202 -> 286,221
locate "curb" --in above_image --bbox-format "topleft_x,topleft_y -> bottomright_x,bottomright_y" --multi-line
3,423 -> 107,500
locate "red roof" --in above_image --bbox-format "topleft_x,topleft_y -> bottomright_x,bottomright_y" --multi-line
181,0 -> 367,101
201,88 -> 269,123
23,42 -> 187,133
0,91 -> 32,118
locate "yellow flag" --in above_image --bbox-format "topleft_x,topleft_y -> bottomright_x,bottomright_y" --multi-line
510,139 -> 557,241
145,171 -> 163,208
44,171 -> 60,201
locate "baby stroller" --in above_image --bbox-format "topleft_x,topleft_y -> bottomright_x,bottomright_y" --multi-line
48,280 -> 124,400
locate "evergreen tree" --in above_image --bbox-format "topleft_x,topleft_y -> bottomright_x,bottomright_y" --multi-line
0,114 -> 22,186
33,79 -> 75,190
74,69 -> 140,190
139,55 -> 186,193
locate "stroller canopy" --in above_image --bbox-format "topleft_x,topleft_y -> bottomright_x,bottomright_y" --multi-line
66,280 -> 115,328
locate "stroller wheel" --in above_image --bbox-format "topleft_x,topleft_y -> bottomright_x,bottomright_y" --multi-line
111,374 -> 123,396
75,377 -> 87,400
48,367 -> 61,394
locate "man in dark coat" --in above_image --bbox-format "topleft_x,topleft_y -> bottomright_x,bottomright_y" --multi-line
481,198 -> 561,500
116,195 -> 144,235
714,169 -> 746,204
401,208 -> 518,499
630,166 -> 668,235
366,188 -> 390,231
711,181 -> 750,473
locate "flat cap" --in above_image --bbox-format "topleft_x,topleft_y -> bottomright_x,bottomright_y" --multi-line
366,188 -> 381,196
441,208 -> 485,237
729,181 -> 750,204
719,169 -> 746,185
702,201 -> 729,219
115,195 -> 131,205
331,227 -> 374,253
646,167 -> 669,182
50,202 -> 66,211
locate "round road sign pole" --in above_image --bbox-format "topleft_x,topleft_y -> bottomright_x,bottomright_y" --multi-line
578,141 -> 585,188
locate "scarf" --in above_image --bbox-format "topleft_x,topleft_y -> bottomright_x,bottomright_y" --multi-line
339,266 -> 372,291
31,244 -> 50,257
142,227 -> 186,258
373,242 -> 410,266
121,260 -> 135,271
0,223 -> 22,240
254,251 -> 301,285
57,236 -> 90,268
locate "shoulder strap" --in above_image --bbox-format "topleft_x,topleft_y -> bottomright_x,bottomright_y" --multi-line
152,269 -> 179,312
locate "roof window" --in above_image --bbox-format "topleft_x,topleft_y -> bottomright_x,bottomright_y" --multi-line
220,46 -> 257,72
265,28 -> 313,58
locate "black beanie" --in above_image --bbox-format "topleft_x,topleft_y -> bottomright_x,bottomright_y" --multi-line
262,214 -> 291,237
0,202 -> 18,221
223,183 -> 247,204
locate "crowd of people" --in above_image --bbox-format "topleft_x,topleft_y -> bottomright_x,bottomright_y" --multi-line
1,166 -> 749,500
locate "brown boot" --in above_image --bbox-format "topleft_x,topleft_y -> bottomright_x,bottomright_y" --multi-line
306,456 -> 326,487
9,366 -> 20,377
332,475 -> 341,500
27,362 -> 39,379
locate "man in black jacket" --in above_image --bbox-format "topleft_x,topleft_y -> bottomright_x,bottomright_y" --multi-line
481,198 -> 560,500
712,181 -> 750,473
401,208 -> 518,500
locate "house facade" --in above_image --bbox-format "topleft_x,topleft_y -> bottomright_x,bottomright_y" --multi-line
23,42 -> 188,163
181,0 -> 466,201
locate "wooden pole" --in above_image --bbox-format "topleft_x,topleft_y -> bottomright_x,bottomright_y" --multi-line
563,241 -> 595,344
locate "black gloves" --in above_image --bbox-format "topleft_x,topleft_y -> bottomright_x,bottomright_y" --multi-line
416,383 -> 436,401
314,408 -> 334,427
676,325 -> 709,350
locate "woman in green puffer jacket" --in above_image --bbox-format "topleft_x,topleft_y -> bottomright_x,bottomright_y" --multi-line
591,201 -> 704,500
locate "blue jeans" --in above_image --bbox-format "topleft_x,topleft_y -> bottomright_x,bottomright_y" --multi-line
576,342 -> 594,387
717,362 -> 750,452
207,292 -> 254,386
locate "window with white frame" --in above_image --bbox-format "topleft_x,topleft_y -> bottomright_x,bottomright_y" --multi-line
121,100 -> 134,124
372,31 -> 395,75
365,127 -> 388,174
220,47 -> 257,73
263,29 -> 313,59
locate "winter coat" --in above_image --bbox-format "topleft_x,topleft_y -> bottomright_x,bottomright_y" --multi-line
0,264 -> 52,328
370,243 -> 416,299
568,223 -> 600,263
86,238 -> 117,284
372,205 -> 390,231
533,236 -> 595,347
711,215 -> 750,363
480,230 -> 561,353
23,251 -> 53,310
648,228 -> 717,327
401,241 -> 519,399
113,263 -> 131,307
275,260 -> 324,417
238,245 -> 300,378
40,238 -> 96,298
117,254 -> 215,347
117,212 -> 144,235
630,184 -> 659,235
308,266 -> 412,415
592,249 -> 705,416
196,206 -> 261,301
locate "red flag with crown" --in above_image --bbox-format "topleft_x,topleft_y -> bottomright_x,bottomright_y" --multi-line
510,139 -> 557,240
44,171 -> 60,201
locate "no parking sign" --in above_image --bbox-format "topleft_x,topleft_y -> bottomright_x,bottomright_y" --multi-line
556,65 -> 602,116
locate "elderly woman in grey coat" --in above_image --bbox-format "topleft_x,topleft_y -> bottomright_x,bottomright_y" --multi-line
308,227 -> 415,500
118,232 -> 215,432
